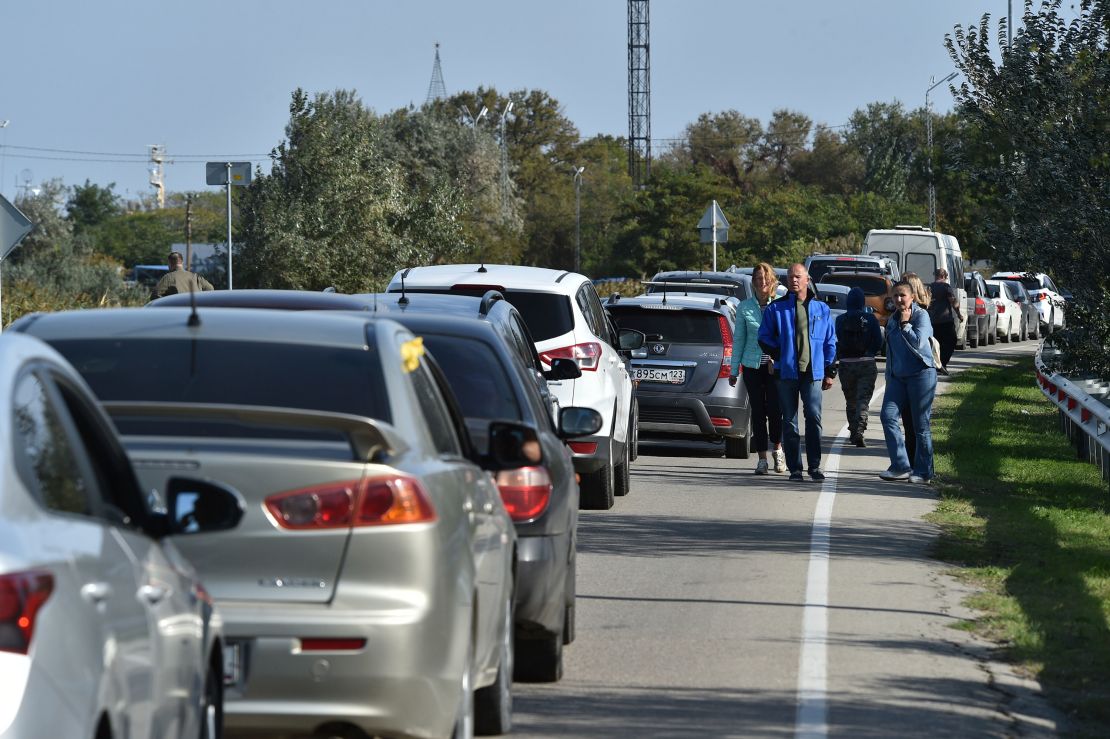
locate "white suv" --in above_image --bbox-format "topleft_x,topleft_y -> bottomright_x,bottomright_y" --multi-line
388,264 -> 635,510
989,272 -> 1067,334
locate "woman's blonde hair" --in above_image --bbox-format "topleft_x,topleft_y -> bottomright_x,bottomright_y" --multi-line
900,272 -> 931,308
752,262 -> 778,289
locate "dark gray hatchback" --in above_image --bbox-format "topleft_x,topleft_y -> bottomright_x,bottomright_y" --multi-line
606,294 -> 752,458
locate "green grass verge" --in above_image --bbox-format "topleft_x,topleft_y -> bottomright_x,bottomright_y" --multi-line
928,356 -> 1110,736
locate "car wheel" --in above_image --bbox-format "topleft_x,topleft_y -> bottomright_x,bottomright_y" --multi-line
563,549 -> 576,646
200,655 -> 223,739
1001,323 -> 1010,343
579,460 -> 614,510
1030,321 -> 1038,340
988,325 -> 996,345
452,639 -> 475,739
613,443 -> 631,498
629,401 -> 639,462
968,331 -> 978,348
724,428 -> 750,459
475,591 -> 513,736
514,631 -> 564,683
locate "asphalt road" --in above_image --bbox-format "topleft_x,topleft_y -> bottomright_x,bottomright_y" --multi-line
513,338 -> 1063,738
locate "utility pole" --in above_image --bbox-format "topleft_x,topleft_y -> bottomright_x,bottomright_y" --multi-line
148,145 -> 166,209
185,194 -> 194,270
926,72 -> 958,231
498,100 -> 514,219
627,0 -> 651,188
572,166 -> 585,273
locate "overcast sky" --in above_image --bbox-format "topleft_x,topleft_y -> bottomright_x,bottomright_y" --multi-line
0,1 -> 1034,202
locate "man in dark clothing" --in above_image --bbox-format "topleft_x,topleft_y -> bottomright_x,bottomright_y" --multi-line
757,264 -> 838,481
150,251 -> 215,301
927,268 -> 960,369
835,287 -> 884,447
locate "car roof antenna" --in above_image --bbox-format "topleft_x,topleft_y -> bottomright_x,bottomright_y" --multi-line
398,274 -> 409,306
187,285 -> 201,327
477,254 -> 488,274
662,277 -> 668,305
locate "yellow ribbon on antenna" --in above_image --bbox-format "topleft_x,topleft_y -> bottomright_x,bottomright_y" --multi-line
401,337 -> 425,373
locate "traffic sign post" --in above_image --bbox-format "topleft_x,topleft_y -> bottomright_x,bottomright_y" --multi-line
206,162 -> 251,289
0,194 -> 33,331
697,200 -> 730,272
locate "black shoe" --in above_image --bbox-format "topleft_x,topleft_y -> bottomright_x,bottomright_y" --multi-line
853,435 -> 866,448
808,468 -> 826,481
789,471 -> 804,482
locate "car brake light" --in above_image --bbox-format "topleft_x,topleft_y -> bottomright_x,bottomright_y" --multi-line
539,342 -> 602,371
974,297 -> 987,315
1033,292 -> 1047,302
298,638 -> 366,652
0,571 -> 53,655
265,476 -> 436,530
996,303 -> 1005,313
496,466 -> 553,521
710,416 -> 732,427
717,315 -> 733,378
567,441 -> 597,455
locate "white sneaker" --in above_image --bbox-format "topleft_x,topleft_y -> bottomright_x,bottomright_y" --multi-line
772,449 -> 786,473
909,474 -> 930,484
755,459 -> 769,475
879,468 -> 911,481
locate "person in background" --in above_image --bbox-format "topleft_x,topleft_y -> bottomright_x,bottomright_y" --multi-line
899,273 -> 932,464
927,267 -> 961,371
758,263 -> 837,482
879,280 -> 938,483
834,286 -> 883,447
729,262 -> 786,474
151,251 -> 214,301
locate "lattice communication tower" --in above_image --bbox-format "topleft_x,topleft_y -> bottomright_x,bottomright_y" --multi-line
628,0 -> 651,188
425,43 -> 448,105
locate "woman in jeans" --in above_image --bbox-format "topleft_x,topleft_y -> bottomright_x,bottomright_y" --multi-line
879,280 -> 938,483
899,273 -> 932,465
729,262 -> 785,474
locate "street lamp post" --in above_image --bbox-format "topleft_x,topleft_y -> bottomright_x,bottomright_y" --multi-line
926,71 -> 958,231
572,166 -> 585,273
0,120 -> 9,201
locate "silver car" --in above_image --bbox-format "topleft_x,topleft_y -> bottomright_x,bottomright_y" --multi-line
0,332 -> 238,739
16,307 -> 521,739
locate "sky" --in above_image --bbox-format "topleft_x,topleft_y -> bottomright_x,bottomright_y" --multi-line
0,1 -> 1032,203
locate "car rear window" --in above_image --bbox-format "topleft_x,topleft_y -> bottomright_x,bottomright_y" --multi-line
986,284 -> 1000,299
997,276 -> 1041,292
47,338 -> 391,424
820,275 -> 889,296
421,335 -> 521,422
644,281 -> 749,301
609,307 -> 723,343
809,259 -> 882,283
403,289 -> 574,342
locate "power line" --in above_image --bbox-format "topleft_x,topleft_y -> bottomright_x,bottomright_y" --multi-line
1,143 -> 270,159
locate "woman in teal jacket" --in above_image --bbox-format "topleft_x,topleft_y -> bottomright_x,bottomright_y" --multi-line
729,262 -> 785,474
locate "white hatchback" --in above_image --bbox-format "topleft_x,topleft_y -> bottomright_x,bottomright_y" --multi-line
389,264 -> 636,510
990,272 -> 1067,334
0,332 -> 242,739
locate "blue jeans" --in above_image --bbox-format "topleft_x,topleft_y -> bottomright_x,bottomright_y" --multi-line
776,374 -> 824,473
880,368 -> 938,478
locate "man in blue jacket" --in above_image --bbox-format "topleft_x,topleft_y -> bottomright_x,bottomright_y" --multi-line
835,287 -> 884,448
758,263 -> 838,481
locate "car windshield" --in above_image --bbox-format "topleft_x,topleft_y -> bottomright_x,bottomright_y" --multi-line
820,275 -> 888,296
421,335 -> 521,422
48,338 -> 391,427
645,280 -> 749,301
609,307 -> 723,343
403,288 -> 574,342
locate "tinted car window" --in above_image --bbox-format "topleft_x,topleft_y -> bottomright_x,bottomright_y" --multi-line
422,335 -> 521,422
998,276 -> 1041,292
905,253 -> 937,277
610,308 -> 722,343
408,361 -> 463,456
12,372 -> 93,516
809,259 -> 887,283
821,275 -> 889,296
405,289 -> 574,342
49,338 -> 390,423
645,281 -> 749,301
986,283 -> 1000,299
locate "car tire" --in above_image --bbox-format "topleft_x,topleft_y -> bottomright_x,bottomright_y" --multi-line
475,591 -> 513,736
452,638 -> 475,739
514,631 -> 563,683
613,443 -> 631,498
1030,321 -> 1038,340
579,460 -> 615,510
1001,324 -> 1010,343
563,549 -> 576,646
988,326 -> 996,345
969,330 -> 978,348
200,657 -> 223,739
725,429 -> 750,459
629,401 -> 639,462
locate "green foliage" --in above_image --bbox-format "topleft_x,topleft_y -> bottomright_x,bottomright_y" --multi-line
11,180 -> 73,265
947,0 -> 1110,374
66,180 -> 121,234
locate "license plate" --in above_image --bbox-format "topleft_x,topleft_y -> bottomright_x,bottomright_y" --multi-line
223,640 -> 246,687
634,367 -> 686,384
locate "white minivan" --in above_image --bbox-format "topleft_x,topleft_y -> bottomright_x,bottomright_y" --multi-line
863,226 -> 969,348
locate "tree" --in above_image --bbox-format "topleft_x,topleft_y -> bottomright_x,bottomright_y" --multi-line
791,126 -> 865,196
947,0 -> 1110,374
10,179 -> 73,264
66,180 -> 121,235
844,102 -> 922,202
758,109 -> 813,182
668,110 -> 763,189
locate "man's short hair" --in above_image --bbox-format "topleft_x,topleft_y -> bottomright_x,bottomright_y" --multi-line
935,268 -> 948,280
168,251 -> 184,264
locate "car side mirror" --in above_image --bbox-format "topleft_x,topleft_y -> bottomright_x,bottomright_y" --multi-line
558,407 -> 603,439
166,478 -> 245,536
618,328 -> 645,351
486,421 -> 543,469
544,357 -> 582,381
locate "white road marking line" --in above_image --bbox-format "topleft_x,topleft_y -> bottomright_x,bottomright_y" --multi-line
794,382 -> 885,738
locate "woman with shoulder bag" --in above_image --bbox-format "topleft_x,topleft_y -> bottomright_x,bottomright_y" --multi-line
729,262 -> 786,475
879,280 -> 938,484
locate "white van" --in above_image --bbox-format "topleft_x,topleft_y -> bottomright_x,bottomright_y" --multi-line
862,225 -> 969,349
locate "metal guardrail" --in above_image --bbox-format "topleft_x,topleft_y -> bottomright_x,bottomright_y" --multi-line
1034,344 -> 1110,488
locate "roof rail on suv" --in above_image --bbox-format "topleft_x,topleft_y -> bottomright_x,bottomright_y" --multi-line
892,225 -> 931,231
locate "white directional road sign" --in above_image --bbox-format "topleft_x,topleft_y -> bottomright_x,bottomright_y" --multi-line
697,200 -> 729,244
206,161 -> 252,186
1,193 -> 33,261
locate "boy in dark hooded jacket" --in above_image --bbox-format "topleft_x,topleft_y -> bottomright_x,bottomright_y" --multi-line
834,287 -> 884,446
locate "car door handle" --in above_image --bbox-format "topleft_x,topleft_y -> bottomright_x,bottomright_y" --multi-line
138,584 -> 169,605
81,582 -> 112,604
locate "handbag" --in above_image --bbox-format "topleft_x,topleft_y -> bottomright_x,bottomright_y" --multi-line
929,335 -> 948,375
